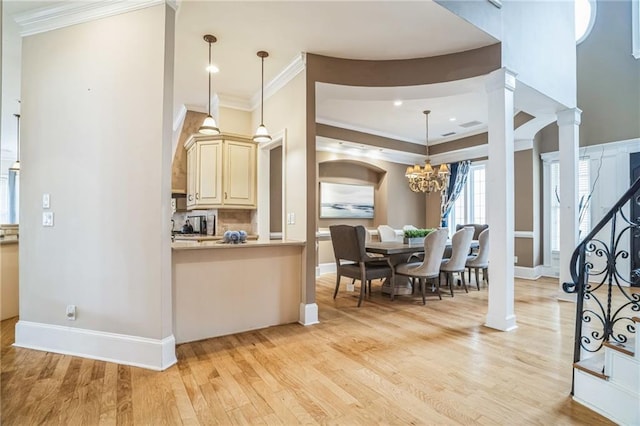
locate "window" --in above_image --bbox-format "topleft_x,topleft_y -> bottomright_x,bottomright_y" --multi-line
575,0 -> 596,44
448,163 -> 486,236
550,158 -> 591,251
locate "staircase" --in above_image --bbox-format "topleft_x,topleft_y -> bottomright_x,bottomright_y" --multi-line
563,177 -> 640,425
573,316 -> 639,424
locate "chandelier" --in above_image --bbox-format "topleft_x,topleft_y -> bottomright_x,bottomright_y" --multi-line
405,110 -> 450,193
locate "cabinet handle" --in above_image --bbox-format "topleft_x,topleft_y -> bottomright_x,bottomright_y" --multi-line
196,192 -> 199,200
224,192 -> 227,199
188,194 -> 193,201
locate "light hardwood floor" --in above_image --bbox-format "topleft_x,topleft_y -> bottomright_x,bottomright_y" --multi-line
1,275 -> 613,425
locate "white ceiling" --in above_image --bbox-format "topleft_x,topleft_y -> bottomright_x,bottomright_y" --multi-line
173,0 -> 498,145
6,1 -> 506,157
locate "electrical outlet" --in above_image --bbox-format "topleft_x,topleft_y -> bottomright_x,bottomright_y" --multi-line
514,256 -> 518,264
66,305 -> 76,321
42,193 -> 50,209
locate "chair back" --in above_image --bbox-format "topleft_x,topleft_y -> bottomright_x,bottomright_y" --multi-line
377,225 -> 397,242
471,228 -> 490,265
446,226 -> 475,270
455,223 -> 488,240
329,225 -> 367,263
411,228 -> 448,276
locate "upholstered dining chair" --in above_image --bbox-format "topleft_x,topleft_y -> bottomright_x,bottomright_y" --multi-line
455,223 -> 488,241
394,228 -> 448,304
465,228 -> 489,290
329,225 -> 394,307
440,226 -> 474,296
377,225 -> 398,242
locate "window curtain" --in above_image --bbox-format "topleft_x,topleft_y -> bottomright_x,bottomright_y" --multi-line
440,160 -> 471,227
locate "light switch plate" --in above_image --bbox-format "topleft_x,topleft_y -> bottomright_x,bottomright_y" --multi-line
42,193 -> 50,209
42,211 -> 54,227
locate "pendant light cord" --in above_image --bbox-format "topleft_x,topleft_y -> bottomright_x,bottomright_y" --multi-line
424,110 -> 430,158
207,41 -> 212,117
260,55 -> 265,125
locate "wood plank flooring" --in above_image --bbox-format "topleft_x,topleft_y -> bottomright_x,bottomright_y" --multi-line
1,276 -> 614,425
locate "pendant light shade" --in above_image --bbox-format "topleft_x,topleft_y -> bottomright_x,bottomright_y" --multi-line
253,51 -> 271,143
198,34 -> 220,135
9,114 -> 20,172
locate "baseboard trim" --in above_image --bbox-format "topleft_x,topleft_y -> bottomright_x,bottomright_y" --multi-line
485,313 -> 518,332
14,320 -> 177,371
514,265 -> 543,280
299,303 -> 319,326
317,262 -> 336,276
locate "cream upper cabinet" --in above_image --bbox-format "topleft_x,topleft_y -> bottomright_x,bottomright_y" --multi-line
184,133 -> 257,209
224,140 -> 256,206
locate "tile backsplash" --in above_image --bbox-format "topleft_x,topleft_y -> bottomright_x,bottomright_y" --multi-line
172,209 -> 255,236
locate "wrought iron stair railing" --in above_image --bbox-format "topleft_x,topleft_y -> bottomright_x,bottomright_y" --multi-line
563,176 -> 640,392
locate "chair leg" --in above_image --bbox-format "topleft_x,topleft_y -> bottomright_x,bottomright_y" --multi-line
448,273 -> 454,297
484,267 -> 489,285
420,278 -> 426,305
434,278 -> 442,300
333,274 -> 341,299
357,279 -> 366,307
460,271 -> 468,293
474,268 -> 480,290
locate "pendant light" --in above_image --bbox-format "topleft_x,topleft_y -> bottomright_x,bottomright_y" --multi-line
253,51 -> 271,143
9,114 -> 20,172
198,34 -> 220,135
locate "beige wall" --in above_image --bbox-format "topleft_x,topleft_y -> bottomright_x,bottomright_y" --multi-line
439,1 -> 576,108
317,152 -> 426,229
219,107 -> 252,136
515,238 -> 534,268
578,0 -> 640,146
19,6 -> 174,342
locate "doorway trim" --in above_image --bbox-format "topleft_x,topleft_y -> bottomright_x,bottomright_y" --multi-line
257,129 -> 287,240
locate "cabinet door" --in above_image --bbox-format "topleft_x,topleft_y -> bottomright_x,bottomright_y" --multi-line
197,140 -> 223,206
186,145 -> 197,208
224,140 -> 256,206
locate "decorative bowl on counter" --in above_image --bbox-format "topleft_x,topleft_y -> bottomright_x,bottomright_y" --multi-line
222,230 -> 247,244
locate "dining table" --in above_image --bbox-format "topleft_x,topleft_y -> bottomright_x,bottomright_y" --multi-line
365,239 -> 479,295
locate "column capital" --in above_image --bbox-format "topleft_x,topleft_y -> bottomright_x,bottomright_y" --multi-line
556,108 -> 582,127
485,68 -> 518,93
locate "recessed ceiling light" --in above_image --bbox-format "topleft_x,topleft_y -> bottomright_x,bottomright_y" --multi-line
449,117 -> 457,122
206,64 -> 220,74
393,100 -> 403,107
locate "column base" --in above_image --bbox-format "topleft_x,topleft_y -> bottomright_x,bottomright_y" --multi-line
485,313 -> 518,331
299,303 -> 319,326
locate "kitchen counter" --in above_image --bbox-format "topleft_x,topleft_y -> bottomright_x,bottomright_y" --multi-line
172,239 -> 304,250
172,238 -> 305,343
172,233 -> 260,242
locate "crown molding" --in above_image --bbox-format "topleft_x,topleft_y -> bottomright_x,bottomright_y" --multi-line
14,0 -> 177,37
316,117 -> 423,145
249,53 -> 307,111
219,53 -> 306,112
217,94 -> 252,112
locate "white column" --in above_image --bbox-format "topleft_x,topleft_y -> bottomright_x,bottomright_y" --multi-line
557,108 -> 582,301
485,68 -> 517,331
